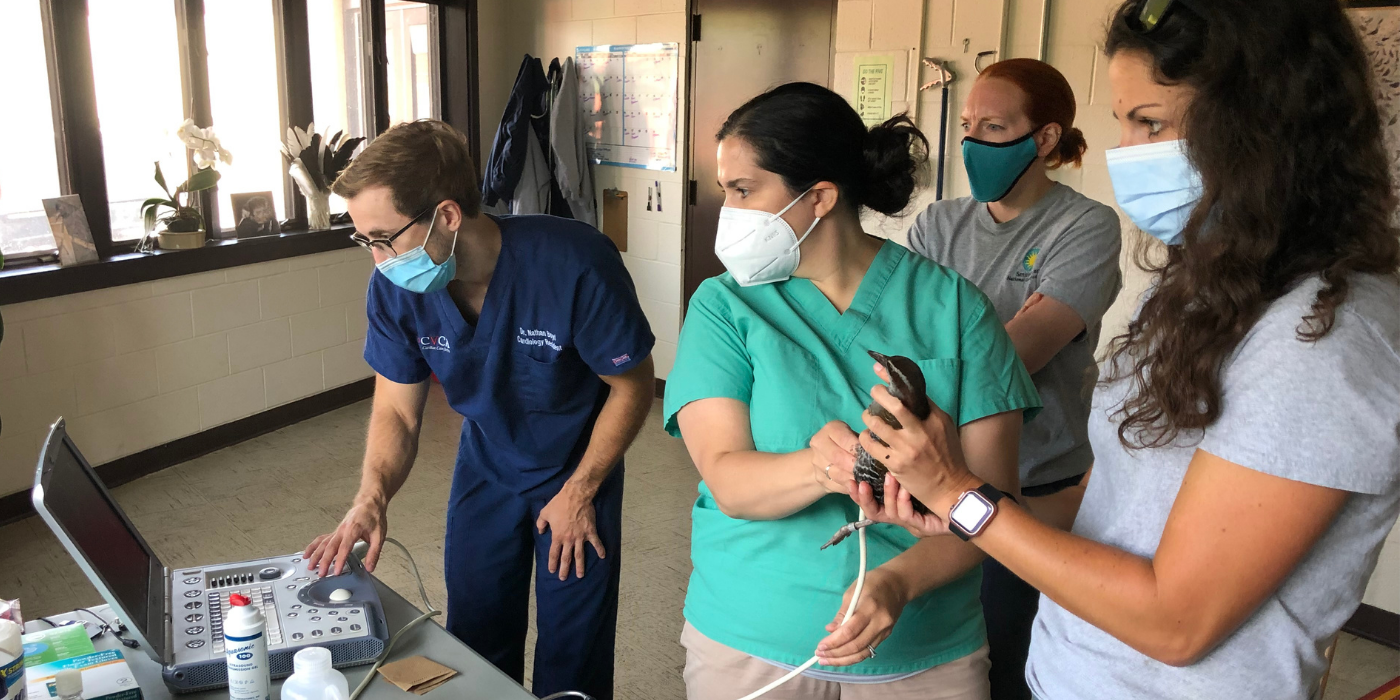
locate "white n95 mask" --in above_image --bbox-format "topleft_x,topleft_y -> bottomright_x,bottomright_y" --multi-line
1105,139 -> 1203,246
714,189 -> 820,287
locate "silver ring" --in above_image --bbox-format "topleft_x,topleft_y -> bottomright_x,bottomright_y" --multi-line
867,645 -> 877,659
825,464 -> 833,480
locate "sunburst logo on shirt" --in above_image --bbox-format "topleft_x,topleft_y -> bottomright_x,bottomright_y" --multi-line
1022,247 -> 1040,272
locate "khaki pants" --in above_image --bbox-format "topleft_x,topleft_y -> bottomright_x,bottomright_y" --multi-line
681,622 -> 992,700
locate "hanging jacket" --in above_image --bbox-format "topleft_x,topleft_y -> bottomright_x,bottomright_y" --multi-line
549,56 -> 597,228
482,55 -> 550,209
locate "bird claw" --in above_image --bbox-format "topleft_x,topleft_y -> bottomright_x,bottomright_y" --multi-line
821,519 -> 875,549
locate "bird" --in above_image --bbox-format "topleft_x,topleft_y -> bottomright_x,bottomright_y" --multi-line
822,350 -> 932,550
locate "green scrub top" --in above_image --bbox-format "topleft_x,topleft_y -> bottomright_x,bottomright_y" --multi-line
663,239 -> 1041,675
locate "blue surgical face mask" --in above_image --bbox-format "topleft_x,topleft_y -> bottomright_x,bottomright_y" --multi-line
1105,139 -> 1203,245
962,130 -> 1041,203
375,208 -> 458,293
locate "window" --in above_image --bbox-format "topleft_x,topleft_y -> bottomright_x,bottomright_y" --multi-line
309,0 -> 370,215
206,0 -> 286,231
0,2 -> 63,257
88,0 -> 187,243
384,2 -> 439,126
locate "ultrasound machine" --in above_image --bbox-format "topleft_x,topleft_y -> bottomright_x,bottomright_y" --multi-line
31,419 -> 392,693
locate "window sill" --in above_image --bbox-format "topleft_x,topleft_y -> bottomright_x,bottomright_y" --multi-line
0,227 -> 357,306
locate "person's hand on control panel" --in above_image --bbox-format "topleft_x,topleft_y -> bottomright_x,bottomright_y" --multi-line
304,499 -> 388,577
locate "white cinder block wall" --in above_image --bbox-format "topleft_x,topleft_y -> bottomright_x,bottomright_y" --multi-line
477,0 -> 687,379
0,250 -> 376,498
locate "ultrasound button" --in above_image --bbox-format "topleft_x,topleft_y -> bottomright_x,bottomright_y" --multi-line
292,632 -> 304,640
292,558 -> 301,563
310,616 -> 321,621
350,624 -> 361,631
291,605 -> 301,610
186,614 -> 203,622
259,567 -> 281,580
183,577 -> 201,584
349,609 -> 360,615
296,576 -> 309,582
186,640 -> 205,648
186,626 -> 204,635
330,627 -> 342,634
287,613 -> 298,618
337,617 -> 347,622
308,609 -> 319,614
287,585 -> 297,590
311,630 -> 323,638
185,602 -> 202,609
184,591 -> 200,598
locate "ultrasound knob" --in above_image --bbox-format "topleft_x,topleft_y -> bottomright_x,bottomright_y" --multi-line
258,567 -> 281,580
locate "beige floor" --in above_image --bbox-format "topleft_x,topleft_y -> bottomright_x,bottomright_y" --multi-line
3,385 -> 1396,699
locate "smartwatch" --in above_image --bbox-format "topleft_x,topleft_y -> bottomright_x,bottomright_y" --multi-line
948,483 -> 1012,541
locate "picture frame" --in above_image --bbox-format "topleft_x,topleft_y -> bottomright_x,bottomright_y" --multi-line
229,191 -> 281,238
41,195 -> 99,267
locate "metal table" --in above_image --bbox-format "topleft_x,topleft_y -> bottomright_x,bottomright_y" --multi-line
24,577 -> 537,699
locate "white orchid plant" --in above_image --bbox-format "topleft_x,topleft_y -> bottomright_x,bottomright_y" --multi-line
141,120 -> 232,237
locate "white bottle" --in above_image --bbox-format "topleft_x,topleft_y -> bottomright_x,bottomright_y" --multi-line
224,594 -> 271,700
279,647 -> 349,700
0,619 -> 25,700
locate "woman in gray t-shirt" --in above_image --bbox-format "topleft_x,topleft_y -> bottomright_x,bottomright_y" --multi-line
906,58 -> 1122,700
842,1 -> 1400,699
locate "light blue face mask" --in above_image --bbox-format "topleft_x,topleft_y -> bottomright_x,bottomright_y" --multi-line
375,208 -> 458,293
1105,139 -> 1203,245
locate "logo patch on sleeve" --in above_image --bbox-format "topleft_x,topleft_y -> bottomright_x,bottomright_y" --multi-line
611,353 -> 631,367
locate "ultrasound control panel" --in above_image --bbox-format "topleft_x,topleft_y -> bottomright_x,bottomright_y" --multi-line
168,552 -> 385,669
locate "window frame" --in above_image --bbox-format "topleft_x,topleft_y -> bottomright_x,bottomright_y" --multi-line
1,0 -> 479,305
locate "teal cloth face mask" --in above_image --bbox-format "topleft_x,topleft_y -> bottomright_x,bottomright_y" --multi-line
962,130 -> 1041,202
376,208 -> 458,293
1105,139 -> 1203,246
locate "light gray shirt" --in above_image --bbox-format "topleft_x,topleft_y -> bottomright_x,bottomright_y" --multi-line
1027,274 -> 1400,700
908,184 -> 1122,488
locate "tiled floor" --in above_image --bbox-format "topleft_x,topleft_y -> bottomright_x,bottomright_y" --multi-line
3,385 -> 1396,699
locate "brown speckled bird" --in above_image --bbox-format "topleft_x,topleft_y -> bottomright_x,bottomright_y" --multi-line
822,350 -> 932,550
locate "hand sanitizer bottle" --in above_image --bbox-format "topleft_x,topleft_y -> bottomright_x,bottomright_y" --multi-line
280,647 -> 349,700
225,594 -> 271,700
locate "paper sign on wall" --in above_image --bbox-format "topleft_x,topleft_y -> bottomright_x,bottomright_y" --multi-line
854,55 -> 895,126
576,43 -> 680,171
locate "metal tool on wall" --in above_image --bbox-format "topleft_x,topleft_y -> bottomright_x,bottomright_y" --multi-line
919,58 -> 957,201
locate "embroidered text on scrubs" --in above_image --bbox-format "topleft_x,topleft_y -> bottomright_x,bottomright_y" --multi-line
517,328 -> 563,351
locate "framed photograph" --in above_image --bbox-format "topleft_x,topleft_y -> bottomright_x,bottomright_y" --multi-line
230,191 -> 281,238
1349,1 -> 1400,221
41,195 -> 99,267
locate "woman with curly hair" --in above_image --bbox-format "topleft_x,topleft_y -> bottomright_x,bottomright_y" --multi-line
840,0 -> 1400,698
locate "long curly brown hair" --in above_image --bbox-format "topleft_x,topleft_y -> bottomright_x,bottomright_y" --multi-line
1103,0 -> 1400,449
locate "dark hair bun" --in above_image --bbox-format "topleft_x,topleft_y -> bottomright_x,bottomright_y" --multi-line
862,114 -> 930,216
717,83 -> 930,216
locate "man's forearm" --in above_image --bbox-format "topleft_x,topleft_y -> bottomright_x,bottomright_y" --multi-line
566,366 -> 655,497
355,406 -> 422,508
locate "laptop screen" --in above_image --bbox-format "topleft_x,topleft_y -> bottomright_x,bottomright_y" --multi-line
39,433 -> 158,644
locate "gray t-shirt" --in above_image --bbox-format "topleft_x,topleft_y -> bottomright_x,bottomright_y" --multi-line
1027,274 -> 1400,700
907,184 -> 1122,488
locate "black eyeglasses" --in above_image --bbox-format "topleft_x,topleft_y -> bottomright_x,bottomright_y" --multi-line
1135,0 -> 1194,33
349,205 -> 434,257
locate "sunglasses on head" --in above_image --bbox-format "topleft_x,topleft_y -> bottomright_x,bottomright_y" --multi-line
1135,0 -> 1196,33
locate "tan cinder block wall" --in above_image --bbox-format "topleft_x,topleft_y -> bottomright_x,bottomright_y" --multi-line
0,250 -> 376,498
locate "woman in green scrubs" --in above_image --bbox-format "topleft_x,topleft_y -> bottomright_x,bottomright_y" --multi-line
663,83 -> 1041,699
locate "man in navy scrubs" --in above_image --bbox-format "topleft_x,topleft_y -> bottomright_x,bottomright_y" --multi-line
303,120 -> 655,700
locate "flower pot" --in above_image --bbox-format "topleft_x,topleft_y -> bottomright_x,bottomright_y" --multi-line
158,228 -> 206,250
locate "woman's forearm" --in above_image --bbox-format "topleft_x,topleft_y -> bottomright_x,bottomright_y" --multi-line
703,447 -> 832,520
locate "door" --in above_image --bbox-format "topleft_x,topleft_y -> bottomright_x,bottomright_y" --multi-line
683,0 -> 837,308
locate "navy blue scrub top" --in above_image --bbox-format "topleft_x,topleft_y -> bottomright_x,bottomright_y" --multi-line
364,214 -> 655,499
